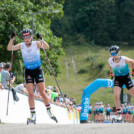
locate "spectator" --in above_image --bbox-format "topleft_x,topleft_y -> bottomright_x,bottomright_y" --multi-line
34,84 -> 42,100
47,86 -> 55,91
45,89 -> 53,102
14,83 -> 28,94
50,87 -> 61,102
64,94 -> 71,106
50,90 -> 59,102
1,62 -> 19,101
0,63 -> 4,90
88,104 -> 92,121
105,104 -> 113,121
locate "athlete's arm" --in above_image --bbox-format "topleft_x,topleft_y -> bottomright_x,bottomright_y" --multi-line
108,63 -> 114,79
7,39 -> 21,51
125,57 -> 134,69
36,41 -> 50,50
108,63 -> 113,73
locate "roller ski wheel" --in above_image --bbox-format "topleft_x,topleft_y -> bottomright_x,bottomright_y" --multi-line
51,116 -> 58,123
27,118 -> 36,125
112,117 -> 122,123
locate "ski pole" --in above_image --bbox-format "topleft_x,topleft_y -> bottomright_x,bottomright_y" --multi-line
6,34 -> 15,116
43,45 -> 69,108
43,48 -> 63,96
37,33 -> 63,96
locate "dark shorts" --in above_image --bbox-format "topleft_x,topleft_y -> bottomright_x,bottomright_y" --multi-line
106,112 -> 110,116
95,111 -> 99,115
128,111 -> 132,114
114,74 -> 134,90
89,111 -> 92,114
25,66 -> 45,84
99,111 -> 103,114
123,112 -> 126,115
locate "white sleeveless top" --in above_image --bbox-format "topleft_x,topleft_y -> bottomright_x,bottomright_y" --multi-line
108,56 -> 129,76
20,41 -> 41,70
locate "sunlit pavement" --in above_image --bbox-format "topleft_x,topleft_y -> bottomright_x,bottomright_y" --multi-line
0,123 -> 134,134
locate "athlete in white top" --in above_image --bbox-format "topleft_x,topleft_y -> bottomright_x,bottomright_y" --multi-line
7,29 -> 57,123
108,45 -> 134,120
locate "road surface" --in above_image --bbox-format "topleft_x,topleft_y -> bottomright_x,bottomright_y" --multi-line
0,123 -> 134,134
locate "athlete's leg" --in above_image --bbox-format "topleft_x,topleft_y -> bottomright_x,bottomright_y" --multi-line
114,86 -> 121,109
37,81 -> 57,122
37,82 -> 49,105
109,114 -> 111,121
88,113 -> 90,120
26,83 -> 36,121
129,87 -> 134,96
26,83 -> 35,108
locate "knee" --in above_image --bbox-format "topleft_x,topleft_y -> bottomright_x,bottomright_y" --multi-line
28,92 -> 34,98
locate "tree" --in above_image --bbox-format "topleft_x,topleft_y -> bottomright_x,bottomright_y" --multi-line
51,0 -> 134,46
0,0 -> 64,83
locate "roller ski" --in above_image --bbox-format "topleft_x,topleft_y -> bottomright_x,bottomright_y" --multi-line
27,118 -> 36,125
27,112 -> 36,125
112,112 -> 122,123
47,107 -> 58,123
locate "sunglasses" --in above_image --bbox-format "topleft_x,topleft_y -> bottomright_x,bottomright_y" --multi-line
23,35 -> 31,40
111,53 -> 117,56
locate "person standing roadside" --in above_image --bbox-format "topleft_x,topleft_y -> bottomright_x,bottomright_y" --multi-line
0,63 -> 4,90
1,62 -> 19,101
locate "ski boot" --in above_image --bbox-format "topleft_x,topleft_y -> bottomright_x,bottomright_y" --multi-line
116,110 -> 122,123
116,114 -> 122,122
47,108 -> 58,123
27,112 -> 36,125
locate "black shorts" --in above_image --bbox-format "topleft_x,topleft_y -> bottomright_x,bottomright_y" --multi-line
24,66 -> 45,84
123,112 -> 126,115
95,111 -> 99,115
114,74 -> 134,90
89,111 -> 92,114
99,111 -> 103,114
106,112 -> 110,116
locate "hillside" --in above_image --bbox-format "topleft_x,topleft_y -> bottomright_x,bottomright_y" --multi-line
45,44 -> 134,106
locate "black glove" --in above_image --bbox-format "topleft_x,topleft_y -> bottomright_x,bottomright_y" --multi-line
11,31 -> 16,39
132,69 -> 134,77
109,72 -> 114,80
10,72 -> 16,78
36,33 -> 42,40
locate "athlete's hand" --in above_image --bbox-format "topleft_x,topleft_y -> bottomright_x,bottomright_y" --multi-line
11,31 -> 16,39
109,72 -> 114,80
36,33 -> 42,40
132,69 -> 134,77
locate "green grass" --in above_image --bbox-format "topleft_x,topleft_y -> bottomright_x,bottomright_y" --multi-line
45,44 -> 134,106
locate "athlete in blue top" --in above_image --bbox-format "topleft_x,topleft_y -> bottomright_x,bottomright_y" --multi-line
88,104 -> 92,121
108,45 -> 134,120
106,104 -> 112,121
7,29 -> 57,123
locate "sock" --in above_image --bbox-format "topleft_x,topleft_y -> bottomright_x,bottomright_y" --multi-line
117,109 -> 121,111
46,104 -> 51,110
117,109 -> 121,114
30,107 -> 35,114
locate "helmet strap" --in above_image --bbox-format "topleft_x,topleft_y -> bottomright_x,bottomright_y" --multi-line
25,37 -> 33,46
113,55 -> 121,62
26,42 -> 31,46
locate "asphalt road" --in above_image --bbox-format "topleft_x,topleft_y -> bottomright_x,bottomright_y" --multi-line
0,123 -> 134,134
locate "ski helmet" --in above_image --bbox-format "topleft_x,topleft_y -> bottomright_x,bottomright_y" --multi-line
21,29 -> 33,37
109,45 -> 120,53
